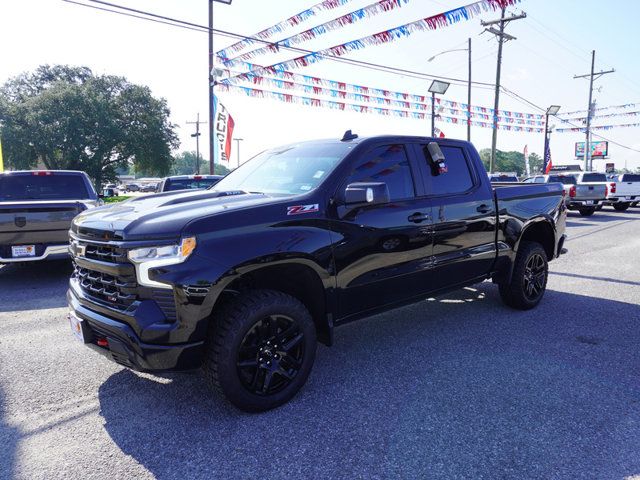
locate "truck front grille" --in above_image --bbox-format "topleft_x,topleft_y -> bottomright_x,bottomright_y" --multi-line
84,244 -> 129,264
75,265 -> 137,310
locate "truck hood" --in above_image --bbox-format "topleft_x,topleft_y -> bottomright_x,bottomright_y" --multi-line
72,190 -> 278,241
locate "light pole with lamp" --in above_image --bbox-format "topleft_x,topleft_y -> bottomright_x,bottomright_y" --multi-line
234,138 -> 244,168
543,105 -> 561,173
209,0 -> 233,176
428,38 -> 472,141
428,80 -> 450,138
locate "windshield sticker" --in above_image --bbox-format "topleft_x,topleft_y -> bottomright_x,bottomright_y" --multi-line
287,204 -> 319,215
313,171 -> 325,179
299,185 -> 312,191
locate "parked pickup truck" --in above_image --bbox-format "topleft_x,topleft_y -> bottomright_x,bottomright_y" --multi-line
156,175 -> 224,192
0,170 -> 100,263
525,171 -> 606,216
67,134 -> 567,411
604,173 -> 640,211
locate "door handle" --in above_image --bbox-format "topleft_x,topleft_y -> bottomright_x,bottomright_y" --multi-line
408,212 -> 430,223
476,204 -> 492,214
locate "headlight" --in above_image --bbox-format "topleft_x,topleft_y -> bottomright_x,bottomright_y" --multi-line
128,237 -> 196,288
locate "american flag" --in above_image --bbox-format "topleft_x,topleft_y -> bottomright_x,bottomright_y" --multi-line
543,137 -> 553,174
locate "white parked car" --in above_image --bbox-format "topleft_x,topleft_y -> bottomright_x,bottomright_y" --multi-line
604,174 -> 640,211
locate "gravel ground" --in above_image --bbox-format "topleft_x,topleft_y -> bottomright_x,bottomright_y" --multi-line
1,208 -> 639,480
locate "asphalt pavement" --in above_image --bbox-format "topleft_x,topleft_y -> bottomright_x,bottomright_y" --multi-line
1,208 -> 640,480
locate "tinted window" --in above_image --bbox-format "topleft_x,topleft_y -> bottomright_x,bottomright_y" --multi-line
548,175 -> 576,185
165,178 -> 220,191
621,174 -> 640,182
425,145 -> 474,195
0,174 -> 90,201
582,173 -> 607,182
490,175 -> 518,182
534,177 -> 545,183
522,177 -> 534,183
345,145 -> 414,200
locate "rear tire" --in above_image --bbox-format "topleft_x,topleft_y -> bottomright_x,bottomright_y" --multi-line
613,203 -> 630,211
579,207 -> 596,216
499,241 -> 548,310
203,289 -> 317,412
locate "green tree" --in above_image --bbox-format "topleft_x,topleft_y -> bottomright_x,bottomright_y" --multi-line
170,151 -> 230,176
478,148 -> 542,176
0,64 -> 179,188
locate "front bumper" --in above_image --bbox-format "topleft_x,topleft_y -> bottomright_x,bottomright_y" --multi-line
0,244 -> 69,263
67,285 -> 205,371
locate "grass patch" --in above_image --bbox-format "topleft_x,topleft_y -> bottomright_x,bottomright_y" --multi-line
103,196 -> 131,203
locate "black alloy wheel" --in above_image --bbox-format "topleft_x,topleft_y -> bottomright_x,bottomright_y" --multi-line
204,289 -> 316,412
498,241 -> 548,310
523,253 -> 546,302
236,314 -> 305,396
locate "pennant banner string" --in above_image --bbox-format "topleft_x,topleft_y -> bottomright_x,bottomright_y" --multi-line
233,74 -> 544,125
220,0 -> 413,64
216,83 -> 544,133
216,0 -> 354,59
559,103 -> 640,116
221,0 -> 519,86
556,122 -> 640,133
560,110 -> 640,123
216,63 -> 543,120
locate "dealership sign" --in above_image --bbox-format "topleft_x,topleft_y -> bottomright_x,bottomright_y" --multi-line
575,141 -> 609,158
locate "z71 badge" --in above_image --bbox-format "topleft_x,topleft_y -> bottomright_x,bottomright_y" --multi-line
287,204 -> 319,215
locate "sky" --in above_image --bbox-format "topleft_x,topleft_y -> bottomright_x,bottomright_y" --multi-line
2,0 -> 640,172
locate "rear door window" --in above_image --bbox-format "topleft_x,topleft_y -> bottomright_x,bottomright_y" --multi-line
0,174 -> 90,201
582,173 -> 607,182
621,174 -> 640,182
344,144 -> 415,201
422,145 -> 474,195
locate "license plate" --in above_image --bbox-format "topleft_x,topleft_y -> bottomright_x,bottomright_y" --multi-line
69,312 -> 85,342
12,245 -> 35,257
584,200 -> 593,205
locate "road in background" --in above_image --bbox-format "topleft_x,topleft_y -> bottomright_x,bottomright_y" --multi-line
1,209 -> 639,479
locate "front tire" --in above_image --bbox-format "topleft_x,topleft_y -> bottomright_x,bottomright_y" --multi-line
499,241 -> 548,310
613,203 -> 630,211
203,289 -> 317,412
579,207 -> 596,216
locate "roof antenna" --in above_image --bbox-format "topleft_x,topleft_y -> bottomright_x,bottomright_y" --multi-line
341,130 -> 358,141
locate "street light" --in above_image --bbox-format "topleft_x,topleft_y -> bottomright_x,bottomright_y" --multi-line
234,138 -> 244,167
428,80 -> 450,137
543,105 -> 561,173
428,38 -> 472,141
209,0 -> 233,176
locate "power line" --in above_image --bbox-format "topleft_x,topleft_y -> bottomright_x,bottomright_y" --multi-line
62,0 -> 497,90
500,86 -> 640,154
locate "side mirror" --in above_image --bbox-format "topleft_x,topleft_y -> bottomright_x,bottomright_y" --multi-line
345,182 -> 390,206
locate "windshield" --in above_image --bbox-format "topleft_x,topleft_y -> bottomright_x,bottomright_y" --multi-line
212,142 -> 352,196
165,178 -> 220,191
0,174 -> 90,201
548,175 -> 576,185
582,173 -> 607,182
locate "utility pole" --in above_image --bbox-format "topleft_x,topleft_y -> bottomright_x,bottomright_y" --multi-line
208,0 -> 215,176
574,50 -> 614,171
234,138 -> 244,168
467,37 -> 472,142
482,7 -> 526,173
187,113 -> 206,175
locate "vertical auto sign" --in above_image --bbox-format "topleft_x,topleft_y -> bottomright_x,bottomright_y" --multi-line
213,95 -> 235,167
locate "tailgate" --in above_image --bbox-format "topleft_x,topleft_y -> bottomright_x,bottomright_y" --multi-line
575,183 -> 606,200
0,201 -> 84,245
614,182 -> 640,198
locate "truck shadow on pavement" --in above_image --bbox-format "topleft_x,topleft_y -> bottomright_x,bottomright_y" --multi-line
0,387 -> 19,480
98,285 -> 640,479
0,260 -> 72,312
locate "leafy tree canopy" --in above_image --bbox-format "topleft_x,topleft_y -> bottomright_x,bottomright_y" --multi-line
478,148 -> 543,176
170,151 -> 231,176
0,64 -> 179,187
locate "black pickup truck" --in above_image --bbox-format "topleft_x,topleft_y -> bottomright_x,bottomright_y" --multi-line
67,134 -> 567,411
0,170 -> 100,263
